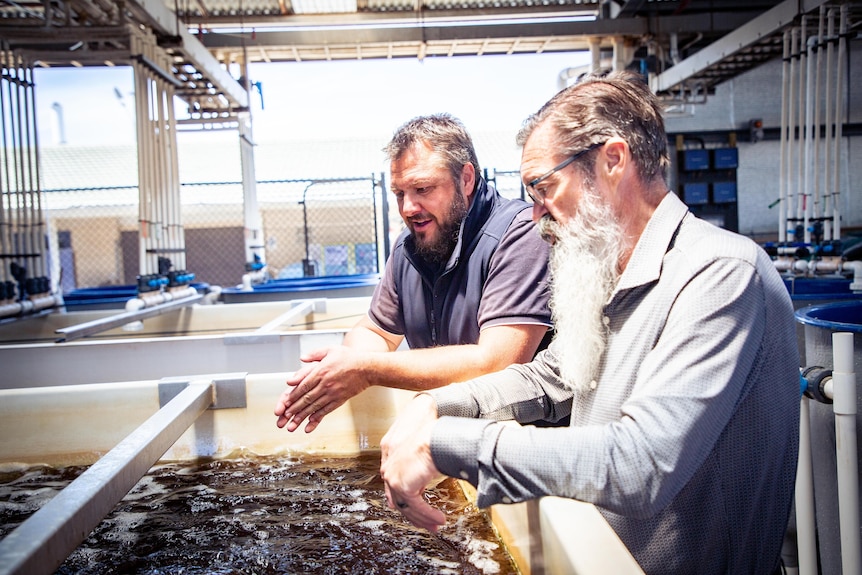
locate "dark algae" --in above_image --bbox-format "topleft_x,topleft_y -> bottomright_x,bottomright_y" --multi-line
0,452 -> 518,574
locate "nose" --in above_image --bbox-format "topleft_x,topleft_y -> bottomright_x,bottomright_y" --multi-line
531,200 -> 547,222
400,191 -> 420,217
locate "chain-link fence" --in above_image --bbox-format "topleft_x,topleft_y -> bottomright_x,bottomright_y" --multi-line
45,174 -> 387,290
44,169 -> 526,292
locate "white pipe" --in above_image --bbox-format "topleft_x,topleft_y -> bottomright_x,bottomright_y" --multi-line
122,285 -> 198,331
779,30 -> 790,242
796,396 -> 819,575
803,31 -> 816,245
612,36 -> 628,72
811,8 -> 824,233
823,8 -> 835,241
0,293 -> 63,320
589,36 -> 601,73
202,285 -> 222,305
241,268 -> 267,291
773,257 -> 794,273
832,5 -> 847,241
831,332 -> 860,575
788,27 -> 800,241
846,261 -> 862,292
796,21 -> 807,234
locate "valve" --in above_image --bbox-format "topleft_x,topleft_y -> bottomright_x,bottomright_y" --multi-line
801,366 -> 833,404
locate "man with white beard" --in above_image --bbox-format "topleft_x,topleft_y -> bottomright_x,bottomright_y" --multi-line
379,71 -> 800,575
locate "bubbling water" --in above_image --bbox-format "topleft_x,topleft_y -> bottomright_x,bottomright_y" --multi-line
0,453 -> 518,574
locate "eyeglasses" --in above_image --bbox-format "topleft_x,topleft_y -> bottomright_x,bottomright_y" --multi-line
524,142 -> 605,206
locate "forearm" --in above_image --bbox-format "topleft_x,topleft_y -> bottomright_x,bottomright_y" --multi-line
360,343 -> 510,391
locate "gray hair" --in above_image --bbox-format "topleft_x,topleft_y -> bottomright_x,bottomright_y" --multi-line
517,70 -> 670,187
384,113 -> 481,189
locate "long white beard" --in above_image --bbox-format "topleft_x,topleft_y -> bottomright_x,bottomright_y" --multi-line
539,189 -> 624,394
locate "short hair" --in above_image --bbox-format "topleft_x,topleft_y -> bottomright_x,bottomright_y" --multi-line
516,70 -> 670,186
384,113 -> 481,189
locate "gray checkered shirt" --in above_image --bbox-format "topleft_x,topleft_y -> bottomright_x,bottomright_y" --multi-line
428,192 -> 800,574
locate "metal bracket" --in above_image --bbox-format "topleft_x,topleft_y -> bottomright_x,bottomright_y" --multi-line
158,373 -> 248,409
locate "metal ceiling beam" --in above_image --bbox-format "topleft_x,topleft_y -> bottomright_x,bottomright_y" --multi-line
649,0 -> 831,94
197,10 -> 761,51
125,0 -> 248,107
179,4 -> 599,27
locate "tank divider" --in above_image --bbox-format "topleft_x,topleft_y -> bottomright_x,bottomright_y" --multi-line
0,380 -> 215,575
223,298 -> 325,345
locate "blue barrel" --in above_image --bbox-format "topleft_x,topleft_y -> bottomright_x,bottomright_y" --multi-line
785,277 -> 862,363
795,301 -> 862,575
62,283 -> 210,310
220,274 -> 380,303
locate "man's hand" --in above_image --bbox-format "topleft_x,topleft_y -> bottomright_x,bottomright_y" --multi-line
380,393 -> 447,532
274,346 -> 371,433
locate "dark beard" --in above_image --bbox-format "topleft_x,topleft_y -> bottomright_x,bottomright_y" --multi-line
413,188 -> 468,266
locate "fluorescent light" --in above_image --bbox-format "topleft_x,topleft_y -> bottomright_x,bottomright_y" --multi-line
291,0 -> 358,14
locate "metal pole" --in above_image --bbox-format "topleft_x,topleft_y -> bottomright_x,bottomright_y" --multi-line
0,381 -> 214,575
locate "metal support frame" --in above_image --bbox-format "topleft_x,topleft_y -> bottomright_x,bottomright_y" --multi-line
222,298 -> 324,345
0,375 -> 248,575
650,0 -> 831,95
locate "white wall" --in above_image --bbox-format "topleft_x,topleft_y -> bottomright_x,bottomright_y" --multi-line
665,42 -> 861,238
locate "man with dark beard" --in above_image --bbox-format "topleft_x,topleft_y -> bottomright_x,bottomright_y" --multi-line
275,114 -> 553,433
379,72 -> 800,575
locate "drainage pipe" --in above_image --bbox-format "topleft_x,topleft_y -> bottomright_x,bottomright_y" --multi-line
0,380 -> 214,575
831,332 -> 860,575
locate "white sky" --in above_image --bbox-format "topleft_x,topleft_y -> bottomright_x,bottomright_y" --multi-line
33,51 -> 591,147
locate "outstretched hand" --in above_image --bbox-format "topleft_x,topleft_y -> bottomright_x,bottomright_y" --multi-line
380,393 -> 447,532
274,345 -> 370,433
